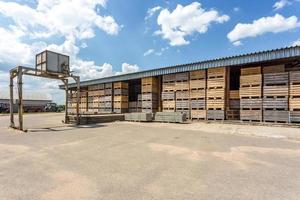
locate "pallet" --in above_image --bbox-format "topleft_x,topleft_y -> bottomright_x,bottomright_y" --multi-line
113,82 -> 128,89
176,100 -> 189,109
207,88 -> 225,98
175,82 -> 189,91
114,88 -> 128,95
142,93 -> 158,101
207,99 -> 225,110
240,85 -> 262,98
88,84 -> 105,91
240,110 -> 262,121
176,91 -> 189,99
241,66 -> 261,76
263,111 -> 289,123
162,91 -> 175,100
162,82 -> 175,91
263,65 -> 285,74
207,67 -> 226,78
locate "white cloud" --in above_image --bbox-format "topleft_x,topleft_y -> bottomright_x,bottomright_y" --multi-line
234,7 -> 240,12
143,49 -> 155,56
292,39 -> 300,46
155,2 -> 229,46
233,41 -> 243,46
273,0 -> 291,10
227,14 -> 300,44
116,63 -> 139,75
145,6 -> 162,21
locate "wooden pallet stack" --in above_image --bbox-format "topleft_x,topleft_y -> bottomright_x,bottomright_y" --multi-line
141,77 -> 159,113
113,82 -> 128,113
67,91 -> 77,114
289,71 -> 300,123
240,66 -> 262,122
227,90 -> 240,120
263,65 -> 289,123
175,72 -> 190,118
99,83 -> 113,113
190,70 -> 206,120
87,84 -> 104,114
79,90 -> 88,114
207,67 -> 226,120
162,74 -> 176,112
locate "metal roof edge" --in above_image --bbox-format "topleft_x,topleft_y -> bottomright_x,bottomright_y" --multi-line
62,45 -> 300,89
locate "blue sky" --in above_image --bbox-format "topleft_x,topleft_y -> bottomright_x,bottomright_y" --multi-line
0,0 -> 299,103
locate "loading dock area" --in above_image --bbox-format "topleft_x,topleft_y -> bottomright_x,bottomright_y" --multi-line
65,46 -> 300,124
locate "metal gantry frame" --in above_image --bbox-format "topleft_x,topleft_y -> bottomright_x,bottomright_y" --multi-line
9,66 -> 80,131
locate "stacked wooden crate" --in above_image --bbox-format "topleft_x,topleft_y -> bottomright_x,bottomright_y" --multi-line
289,71 -> 300,123
227,90 -> 240,120
207,67 -> 226,120
79,90 -> 88,113
240,66 -> 262,122
162,74 -> 176,112
113,82 -> 128,113
142,77 -> 159,113
99,83 -> 113,113
87,84 -> 104,114
67,91 -> 77,114
175,72 -> 190,118
128,83 -> 141,112
263,65 -> 289,123
190,70 -> 206,120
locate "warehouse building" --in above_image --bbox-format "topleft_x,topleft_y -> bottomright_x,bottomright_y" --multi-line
66,46 -> 300,123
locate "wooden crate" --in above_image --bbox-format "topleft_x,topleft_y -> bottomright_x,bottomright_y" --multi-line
142,85 -> 159,93
114,95 -> 128,102
263,97 -> 288,110
163,100 -> 176,109
290,111 -> 300,123
142,93 -> 158,101
263,65 -> 285,74
240,98 -> 262,110
176,100 -> 189,109
162,91 -> 175,100
241,66 -> 261,76
176,91 -> 189,100
240,74 -> 262,86
88,84 -> 104,91
163,74 -> 176,82
263,85 -> 288,97
105,83 -> 113,89
290,71 -> 300,83
207,99 -> 225,110
207,88 -> 225,99
175,82 -> 189,91
113,101 -> 128,108
191,99 -> 206,109
207,110 -> 225,120
114,82 -> 128,89
142,77 -> 158,86
229,90 -> 239,100
207,78 -> 225,89
191,110 -> 206,120
114,88 -> 128,95
290,83 -> 300,97
226,110 -> 240,120
240,85 -> 262,98
104,89 -> 112,95
162,82 -> 175,91
190,70 -> 206,80
229,100 -> 240,109
263,72 -> 288,85
175,72 -> 189,81
190,89 -> 206,99
142,101 -> 158,108
207,67 -> 226,77
190,79 -> 206,89
240,110 -> 262,122
290,97 -> 300,111
263,111 -> 289,123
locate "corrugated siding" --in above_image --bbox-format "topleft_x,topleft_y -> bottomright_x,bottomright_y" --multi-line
66,46 -> 300,88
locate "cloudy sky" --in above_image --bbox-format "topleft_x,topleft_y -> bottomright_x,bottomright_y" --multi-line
0,0 -> 300,103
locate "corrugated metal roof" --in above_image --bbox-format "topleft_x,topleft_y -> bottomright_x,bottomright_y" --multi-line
66,46 -> 300,88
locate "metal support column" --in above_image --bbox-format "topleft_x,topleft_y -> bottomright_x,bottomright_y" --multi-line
17,66 -> 23,131
9,72 -> 15,128
76,77 -> 80,125
63,79 -> 69,123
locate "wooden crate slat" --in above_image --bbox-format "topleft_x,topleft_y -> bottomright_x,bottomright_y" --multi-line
263,111 -> 289,122
263,72 -> 288,85
190,79 -> 206,89
240,86 -> 262,98
190,89 -> 206,99
290,111 -> 300,123
290,84 -> 300,96
263,97 -> 288,110
241,66 -> 261,76
190,99 -> 206,109
263,85 -> 288,96
190,70 -> 206,80
263,65 -> 285,74
162,91 -> 175,100
207,110 -> 225,120
191,110 -> 206,119
240,98 -> 262,109
240,110 -> 262,121
176,91 -> 190,99
290,98 -> 300,111
240,74 -> 262,86
207,88 -> 225,98
290,71 -> 300,83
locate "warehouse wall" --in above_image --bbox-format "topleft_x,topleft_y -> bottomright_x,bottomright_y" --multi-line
67,60 -> 300,124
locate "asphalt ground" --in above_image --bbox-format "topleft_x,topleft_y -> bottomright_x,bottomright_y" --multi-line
0,113 -> 299,200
